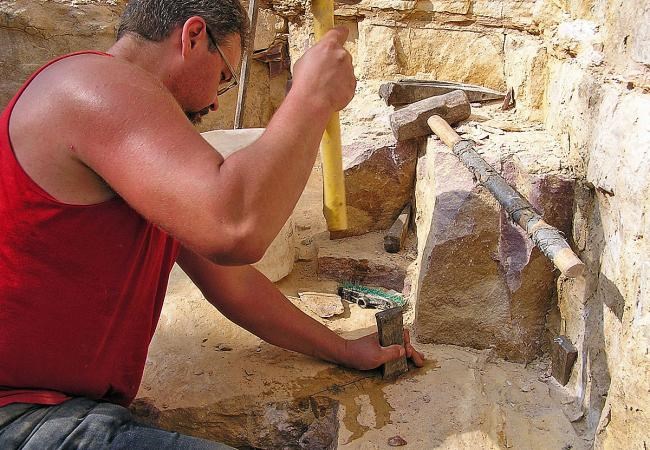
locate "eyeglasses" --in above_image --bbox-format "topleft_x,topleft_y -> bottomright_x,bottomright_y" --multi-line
206,27 -> 239,96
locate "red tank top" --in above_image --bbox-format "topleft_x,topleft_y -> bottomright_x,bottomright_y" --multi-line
0,52 -> 180,407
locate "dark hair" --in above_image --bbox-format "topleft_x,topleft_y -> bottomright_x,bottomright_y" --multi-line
117,0 -> 249,51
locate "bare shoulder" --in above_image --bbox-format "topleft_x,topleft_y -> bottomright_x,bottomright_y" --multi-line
38,53 -> 182,125
13,52 -> 190,151
10,53 -> 197,204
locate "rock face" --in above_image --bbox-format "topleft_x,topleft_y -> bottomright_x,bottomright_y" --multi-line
413,131 -> 576,363
332,136 -> 419,239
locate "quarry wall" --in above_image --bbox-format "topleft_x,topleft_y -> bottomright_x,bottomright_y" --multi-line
271,0 -> 649,446
1,0 -> 647,447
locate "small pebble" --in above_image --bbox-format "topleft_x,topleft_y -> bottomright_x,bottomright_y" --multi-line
215,344 -> 233,351
388,436 -> 407,446
422,394 -> 431,403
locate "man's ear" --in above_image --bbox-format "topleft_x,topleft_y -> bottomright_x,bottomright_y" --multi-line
181,16 -> 209,58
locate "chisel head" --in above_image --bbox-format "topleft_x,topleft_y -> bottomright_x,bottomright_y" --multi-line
375,307 -> 408,379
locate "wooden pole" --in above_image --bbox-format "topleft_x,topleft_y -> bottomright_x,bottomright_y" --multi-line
427,115 -> 585,278
234,0 -> 259,129
311,0 -> 348,231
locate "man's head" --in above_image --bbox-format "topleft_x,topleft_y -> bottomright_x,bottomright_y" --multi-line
116,0 -> 250,123
117,0 -> 249,52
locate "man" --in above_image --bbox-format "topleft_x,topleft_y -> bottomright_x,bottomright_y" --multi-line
0,0 -> 424,448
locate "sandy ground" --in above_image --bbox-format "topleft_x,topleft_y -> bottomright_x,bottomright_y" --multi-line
136,158 -> 590,449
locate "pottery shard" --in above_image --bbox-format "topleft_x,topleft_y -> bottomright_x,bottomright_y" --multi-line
414,140 -> 575,363
330,135 -> 419,239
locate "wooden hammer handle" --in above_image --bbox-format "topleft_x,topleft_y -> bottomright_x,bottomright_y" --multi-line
428,115 -> 462,147
311,0 -> 348,231
427,116 -> 585,278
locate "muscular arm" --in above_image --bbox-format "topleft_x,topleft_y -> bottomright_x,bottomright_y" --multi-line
176,246 -> 423,370
48,29 -> 354,265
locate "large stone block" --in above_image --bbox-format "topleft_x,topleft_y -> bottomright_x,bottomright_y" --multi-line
356,21 -> 506,90
326,82 -> 419,238
413,128 -> 575,363
333,136 -> 419,238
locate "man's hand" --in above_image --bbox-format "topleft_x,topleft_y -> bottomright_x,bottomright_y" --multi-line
291,26 -> 356,114
341,329 -> 425,371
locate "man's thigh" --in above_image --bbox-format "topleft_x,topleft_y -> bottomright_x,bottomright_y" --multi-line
0,398 -> 233,449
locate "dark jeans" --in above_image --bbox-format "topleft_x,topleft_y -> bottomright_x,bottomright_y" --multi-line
0,397 -> 233,449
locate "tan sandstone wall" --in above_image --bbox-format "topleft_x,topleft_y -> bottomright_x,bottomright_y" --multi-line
270,0 -> 648,446
535,1 -> 649,447
0,0 -> 286,131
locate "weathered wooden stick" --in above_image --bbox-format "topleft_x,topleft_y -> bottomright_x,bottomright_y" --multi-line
376,307 -> 408,379
380,79 -> 506,107
234,0 -> 259,129
427,115 -> 585,278
384,204 -> 410,253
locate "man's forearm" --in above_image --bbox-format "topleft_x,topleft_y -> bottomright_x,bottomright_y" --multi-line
180,251 -> 349,365
216,265 -> 348,364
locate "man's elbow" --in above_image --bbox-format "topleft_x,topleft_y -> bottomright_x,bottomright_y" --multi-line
203,224 -> 270,266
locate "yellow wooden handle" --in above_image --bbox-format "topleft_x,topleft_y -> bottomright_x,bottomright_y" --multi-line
312,0 -> 348,231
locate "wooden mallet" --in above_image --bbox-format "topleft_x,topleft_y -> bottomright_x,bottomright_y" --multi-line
390,90 -> 585,278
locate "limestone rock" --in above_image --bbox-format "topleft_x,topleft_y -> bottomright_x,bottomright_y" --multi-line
201,129 -> 295,282
356,21 -> 506,91
503,34 -> 548,121
297,292 -> 345,318
332,135 -> 419,239
413,129 -> 575,363
317,231 -> 413,292
0,0 -> 124,107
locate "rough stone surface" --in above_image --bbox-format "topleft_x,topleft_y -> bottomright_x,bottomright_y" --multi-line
355,21 -> 506,90
138,264 -> 588,448
333,136 -> 419,239
317,231 -> 414,292
330,82 -> 419,239
201,129 -> 296,282
528,1 -> 650,445
412,108 -> 576,363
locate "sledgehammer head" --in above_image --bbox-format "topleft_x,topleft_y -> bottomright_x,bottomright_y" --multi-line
389,90 -> 471,141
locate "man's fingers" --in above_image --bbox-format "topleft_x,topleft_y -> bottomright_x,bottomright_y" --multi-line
381,344 -> 405,363
325,26 -> 349,46
402,329 -> 425,367
407,343 -> 426,367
